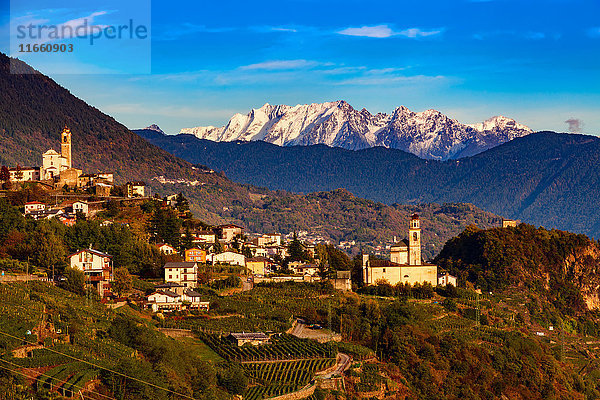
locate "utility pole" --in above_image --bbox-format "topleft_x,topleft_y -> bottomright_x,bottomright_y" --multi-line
25,257 -> 29,300
475,292 -> 480,327
560,318 -> 565,362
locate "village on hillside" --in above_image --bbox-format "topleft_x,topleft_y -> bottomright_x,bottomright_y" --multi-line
0,127 -> 463,310
4,127 -> 576,400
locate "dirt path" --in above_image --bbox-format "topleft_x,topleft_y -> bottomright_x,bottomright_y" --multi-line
291,319 -> 342,343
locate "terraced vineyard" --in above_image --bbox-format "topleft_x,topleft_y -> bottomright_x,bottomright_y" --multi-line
244,383 -> 303,400
244,358 -> 336,385
242,358 -> 335,400
35,363 -> 99,397
197,332 -> 336,362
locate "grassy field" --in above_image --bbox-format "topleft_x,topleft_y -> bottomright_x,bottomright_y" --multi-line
174,336 -> 224,362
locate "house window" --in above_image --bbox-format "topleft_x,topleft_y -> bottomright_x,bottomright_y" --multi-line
382,268 -> 386,273
168,275 -> 172,279
404,275 -> 409,278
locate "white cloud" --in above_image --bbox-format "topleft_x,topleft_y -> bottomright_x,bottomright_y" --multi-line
154,23 -> 234,41
10,10 -> 110,45
129,60 -> 442,89
239,59 -> 331,71
335,74 -> 446,86
338,24 -> 395,38
338,24 -> 443,39
398,28 -> 444,38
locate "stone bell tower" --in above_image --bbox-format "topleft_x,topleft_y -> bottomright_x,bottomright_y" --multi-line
61,126 -> 72,169
408,213 -> 421,265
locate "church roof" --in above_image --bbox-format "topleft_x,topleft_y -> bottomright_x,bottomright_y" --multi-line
369,259 -> 403,268
43,149 -> 60,155
391,239 -> 409,248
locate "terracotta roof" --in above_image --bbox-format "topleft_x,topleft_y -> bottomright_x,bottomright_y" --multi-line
368,259 -> 402,268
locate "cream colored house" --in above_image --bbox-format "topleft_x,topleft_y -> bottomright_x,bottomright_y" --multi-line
9,167 -> 40,182
148,290 -> 182,312
72,201 -> 89,217
256,234 -> 281,247
158,244 -> 176,255
291,263 -> 319,276
164,261 -> 198,288
209,251 -> 246,266
438,272 -> 458,287
246,257 -> 274,276
363,214 -> 438,287
126,182 -> 146,198
69,248 -> 113,297
147,287 -> 209,312
194,230 -> 216,244
24,201 -> 45,214
219,224 -> 243,242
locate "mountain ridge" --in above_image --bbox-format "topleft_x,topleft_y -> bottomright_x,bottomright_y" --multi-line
179,100 -> 532,160
135,129 -> 600,238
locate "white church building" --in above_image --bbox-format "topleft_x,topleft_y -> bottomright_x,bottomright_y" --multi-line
362,214 -> 444,287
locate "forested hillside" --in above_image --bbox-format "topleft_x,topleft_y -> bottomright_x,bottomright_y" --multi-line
136,129 -> 600,238
435,223 -> 600,313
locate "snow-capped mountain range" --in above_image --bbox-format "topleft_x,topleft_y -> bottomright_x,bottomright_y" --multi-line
179,101 -> 533,160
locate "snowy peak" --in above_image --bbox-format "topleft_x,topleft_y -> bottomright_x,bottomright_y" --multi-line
180,102 -> 532,160
468,116 -> 532,134
145,124 -> 165,135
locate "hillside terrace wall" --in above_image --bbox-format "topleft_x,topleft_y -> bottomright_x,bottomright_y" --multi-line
0,274 -> 49,283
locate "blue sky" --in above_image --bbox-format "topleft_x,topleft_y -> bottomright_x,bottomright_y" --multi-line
1,0 -> 599,135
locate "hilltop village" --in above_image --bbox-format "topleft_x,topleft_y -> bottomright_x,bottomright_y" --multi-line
3,127 -> 598,400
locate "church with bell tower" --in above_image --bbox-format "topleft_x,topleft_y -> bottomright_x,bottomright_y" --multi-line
41,126 -> 81,185
61,126 -> 72,169
362,214 -> 439,287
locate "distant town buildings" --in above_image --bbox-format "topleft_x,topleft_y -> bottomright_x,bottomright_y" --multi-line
502,218 -> 520,228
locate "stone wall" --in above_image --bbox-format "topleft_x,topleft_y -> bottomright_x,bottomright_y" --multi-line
0,274 -> 48,283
